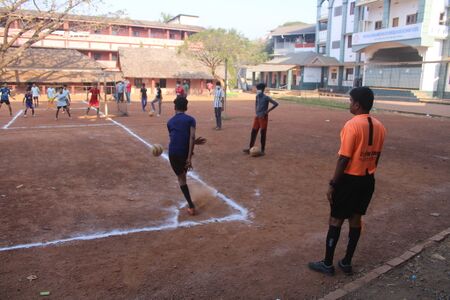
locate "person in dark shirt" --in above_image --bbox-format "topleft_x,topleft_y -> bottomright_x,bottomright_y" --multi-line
243,83 -> 278,156
140,83 -> 148,112
167,97 -> 206,216
23,88 -> 35,117
151,83 -> 162,116
0,82 -> 13,116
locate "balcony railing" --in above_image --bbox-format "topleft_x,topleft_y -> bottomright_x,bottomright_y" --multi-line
318,31 -> 327,43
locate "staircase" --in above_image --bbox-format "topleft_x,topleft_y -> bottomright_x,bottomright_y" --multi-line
371,88 -> 419,102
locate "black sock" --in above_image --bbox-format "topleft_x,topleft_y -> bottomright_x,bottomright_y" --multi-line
260,129 -> 267,152
324,225 -> 341,266
180,184 -> 194,209
342,227 -> 361,265
249,129 -> 258,148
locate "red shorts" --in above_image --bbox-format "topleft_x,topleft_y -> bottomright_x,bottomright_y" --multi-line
89,99 -> 99,108
252,115 -> 268,130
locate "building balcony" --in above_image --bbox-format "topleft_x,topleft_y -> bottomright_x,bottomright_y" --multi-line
353,23 -> 449,48
318,10 -> 328,21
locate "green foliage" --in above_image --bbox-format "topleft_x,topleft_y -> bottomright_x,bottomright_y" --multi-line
281,21 -> 308,27
160,12 -> 174,23
278,96 -> 348,110
179,28 -> 269,85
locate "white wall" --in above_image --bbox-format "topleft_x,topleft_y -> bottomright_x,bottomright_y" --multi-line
421,40 -> 443,91
303,67 -> 322,83
366,2 -> 384,30
328,67 -> 339,86
346,1 -> 356,34
389,0 -> 419,27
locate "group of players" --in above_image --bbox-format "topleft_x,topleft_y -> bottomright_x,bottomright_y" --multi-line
1,79 -> 386,276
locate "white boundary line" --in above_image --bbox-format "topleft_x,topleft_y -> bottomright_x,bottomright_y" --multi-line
6,123 -> 114,130
2,109 -> 23,129
0,112 -> 248,253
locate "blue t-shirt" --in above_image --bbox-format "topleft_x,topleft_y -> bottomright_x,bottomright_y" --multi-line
0,87 -> 11,100
167,112 -> 196,156
24,93 -> 33,103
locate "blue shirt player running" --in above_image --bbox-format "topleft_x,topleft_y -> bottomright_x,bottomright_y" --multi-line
0,82 -> 13,116
167,97 -> 206,216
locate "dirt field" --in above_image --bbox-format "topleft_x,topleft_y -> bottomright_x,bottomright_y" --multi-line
0,98 -> 449,299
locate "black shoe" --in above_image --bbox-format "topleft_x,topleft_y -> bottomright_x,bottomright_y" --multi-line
308,260 -> 335,276
338,259 -> 353,275
243,149 -> 250,154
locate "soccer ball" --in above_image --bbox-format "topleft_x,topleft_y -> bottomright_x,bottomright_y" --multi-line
152,144 -> 163,157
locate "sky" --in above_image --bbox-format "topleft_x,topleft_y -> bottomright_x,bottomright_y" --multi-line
102,0 -> 317,40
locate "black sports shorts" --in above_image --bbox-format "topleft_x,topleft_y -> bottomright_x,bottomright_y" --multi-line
0,99 -> 10,105
169,154 -> 188,176
331,173 -> 375,219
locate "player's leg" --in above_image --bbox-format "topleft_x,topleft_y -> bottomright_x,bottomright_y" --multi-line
337,214 -> 362,275
244,117 -> 260,153
150,98 -> 157,112
260,116 -> 268,154
55,107 -> 60,119
157,100 -> 161,116
170,155 -> 195,215
66,106 -> 71,118
86,106 -> 90,115
96,104 -> 100,117
31,106 -> 35,116
23,107 -> 28,117
7,103 -> 12,116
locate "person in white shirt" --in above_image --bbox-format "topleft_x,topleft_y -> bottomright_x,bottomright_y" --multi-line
213,81 -> 225,130
31,83 -> 40,108
47,86 -> 56,109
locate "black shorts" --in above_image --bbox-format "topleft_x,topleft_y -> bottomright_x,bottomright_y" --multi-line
331,174 -> 375,219
57,105 -> 67,109
0,99 -> 10,105
169,154 -> 188,176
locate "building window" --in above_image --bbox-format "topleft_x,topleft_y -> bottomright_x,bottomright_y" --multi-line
134,78 -> 142,87
319,46 -> 326,54
345,68 -> 354,81
319,21 -> 328,31
392,17 -> 399,27
350,2 -> 355,15
93,53 -> 101,60
375,21 -> 383,30
111,29 -> 118,35
332,40 -> 340,49
111,53 -> 118,61
159,79 -> 167,88
439,12 -> 446,25
331,72 -> 337,80
334,6 -> 342,17
133,30 -> 140,37
406,13 -> 418,25
347,35 -> 352,48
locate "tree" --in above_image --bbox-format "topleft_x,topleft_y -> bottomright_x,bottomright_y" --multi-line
0,0 -> 121,72
159,12 -> 173,23
178,28 -> 268,84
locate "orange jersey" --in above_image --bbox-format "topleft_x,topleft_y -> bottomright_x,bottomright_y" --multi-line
338,114 -> 386,176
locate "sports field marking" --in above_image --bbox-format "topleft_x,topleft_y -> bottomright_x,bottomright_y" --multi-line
0,111 -> 248,253
2,109 -> 23,129
5,123 -> 114,130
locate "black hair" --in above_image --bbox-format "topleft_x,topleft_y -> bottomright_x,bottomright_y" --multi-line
349,86 -> 374,112
156,83 -> 160,87
216,81 -> 221,86
174,96 -> 188,111
176,81 -> 181,84
256,83 -> 266,91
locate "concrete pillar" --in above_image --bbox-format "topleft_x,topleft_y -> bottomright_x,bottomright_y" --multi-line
71,85 -> 75,94
268,72 -> 273,88
166,30 -> 170,39
128,26 -> 132,37
338,66 -> 344,89
382,0 -> 391,28
276,73 -> 281,88
316,1 -> 322,53
326,2 -> 333,56
184,32 -> 188,40
299,66 -> 305,88
252,72 -> 256,87
151,79 -> 155,94
287,69 -> 293,90
200,80 -> 204,94
417,0 -> 426,23
148,28 -> 152,38
260,72 -> 264,84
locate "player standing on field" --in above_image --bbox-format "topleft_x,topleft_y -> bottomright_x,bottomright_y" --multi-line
23,87 -> 35,117
140,83 -> 148,112
0,82 -> 13,116
243,83 -> 278,156
55,87 -> 71,120
213,81 -> 225,130
86,83 -> 102,117
167,97 -> 206,216
31,83 -> 40,108
150,83 -> 162,116
309,86 -> 386,276
47,86 -> 56,109
175,81 -> 185,98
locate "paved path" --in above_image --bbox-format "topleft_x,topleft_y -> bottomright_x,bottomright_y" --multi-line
373,100 -> 450,118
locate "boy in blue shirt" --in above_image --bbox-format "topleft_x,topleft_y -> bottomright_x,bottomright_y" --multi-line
23,88 -> 35,117
167,97 -> 206,216
0,82 -> 13,116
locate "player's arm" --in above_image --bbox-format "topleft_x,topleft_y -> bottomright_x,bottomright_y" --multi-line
266,98 -> 279,114
327,155 -> 350,204
186,126 -> 196,170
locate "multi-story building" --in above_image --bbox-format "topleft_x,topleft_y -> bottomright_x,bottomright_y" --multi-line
1,12 -> 202,72
352,0 -> 450,98
316,0 -> 359,91
316,0 -> 450,98
269,23 -> 316,56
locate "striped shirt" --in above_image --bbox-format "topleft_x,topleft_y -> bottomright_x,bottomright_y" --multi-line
213,87 -> 225,108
